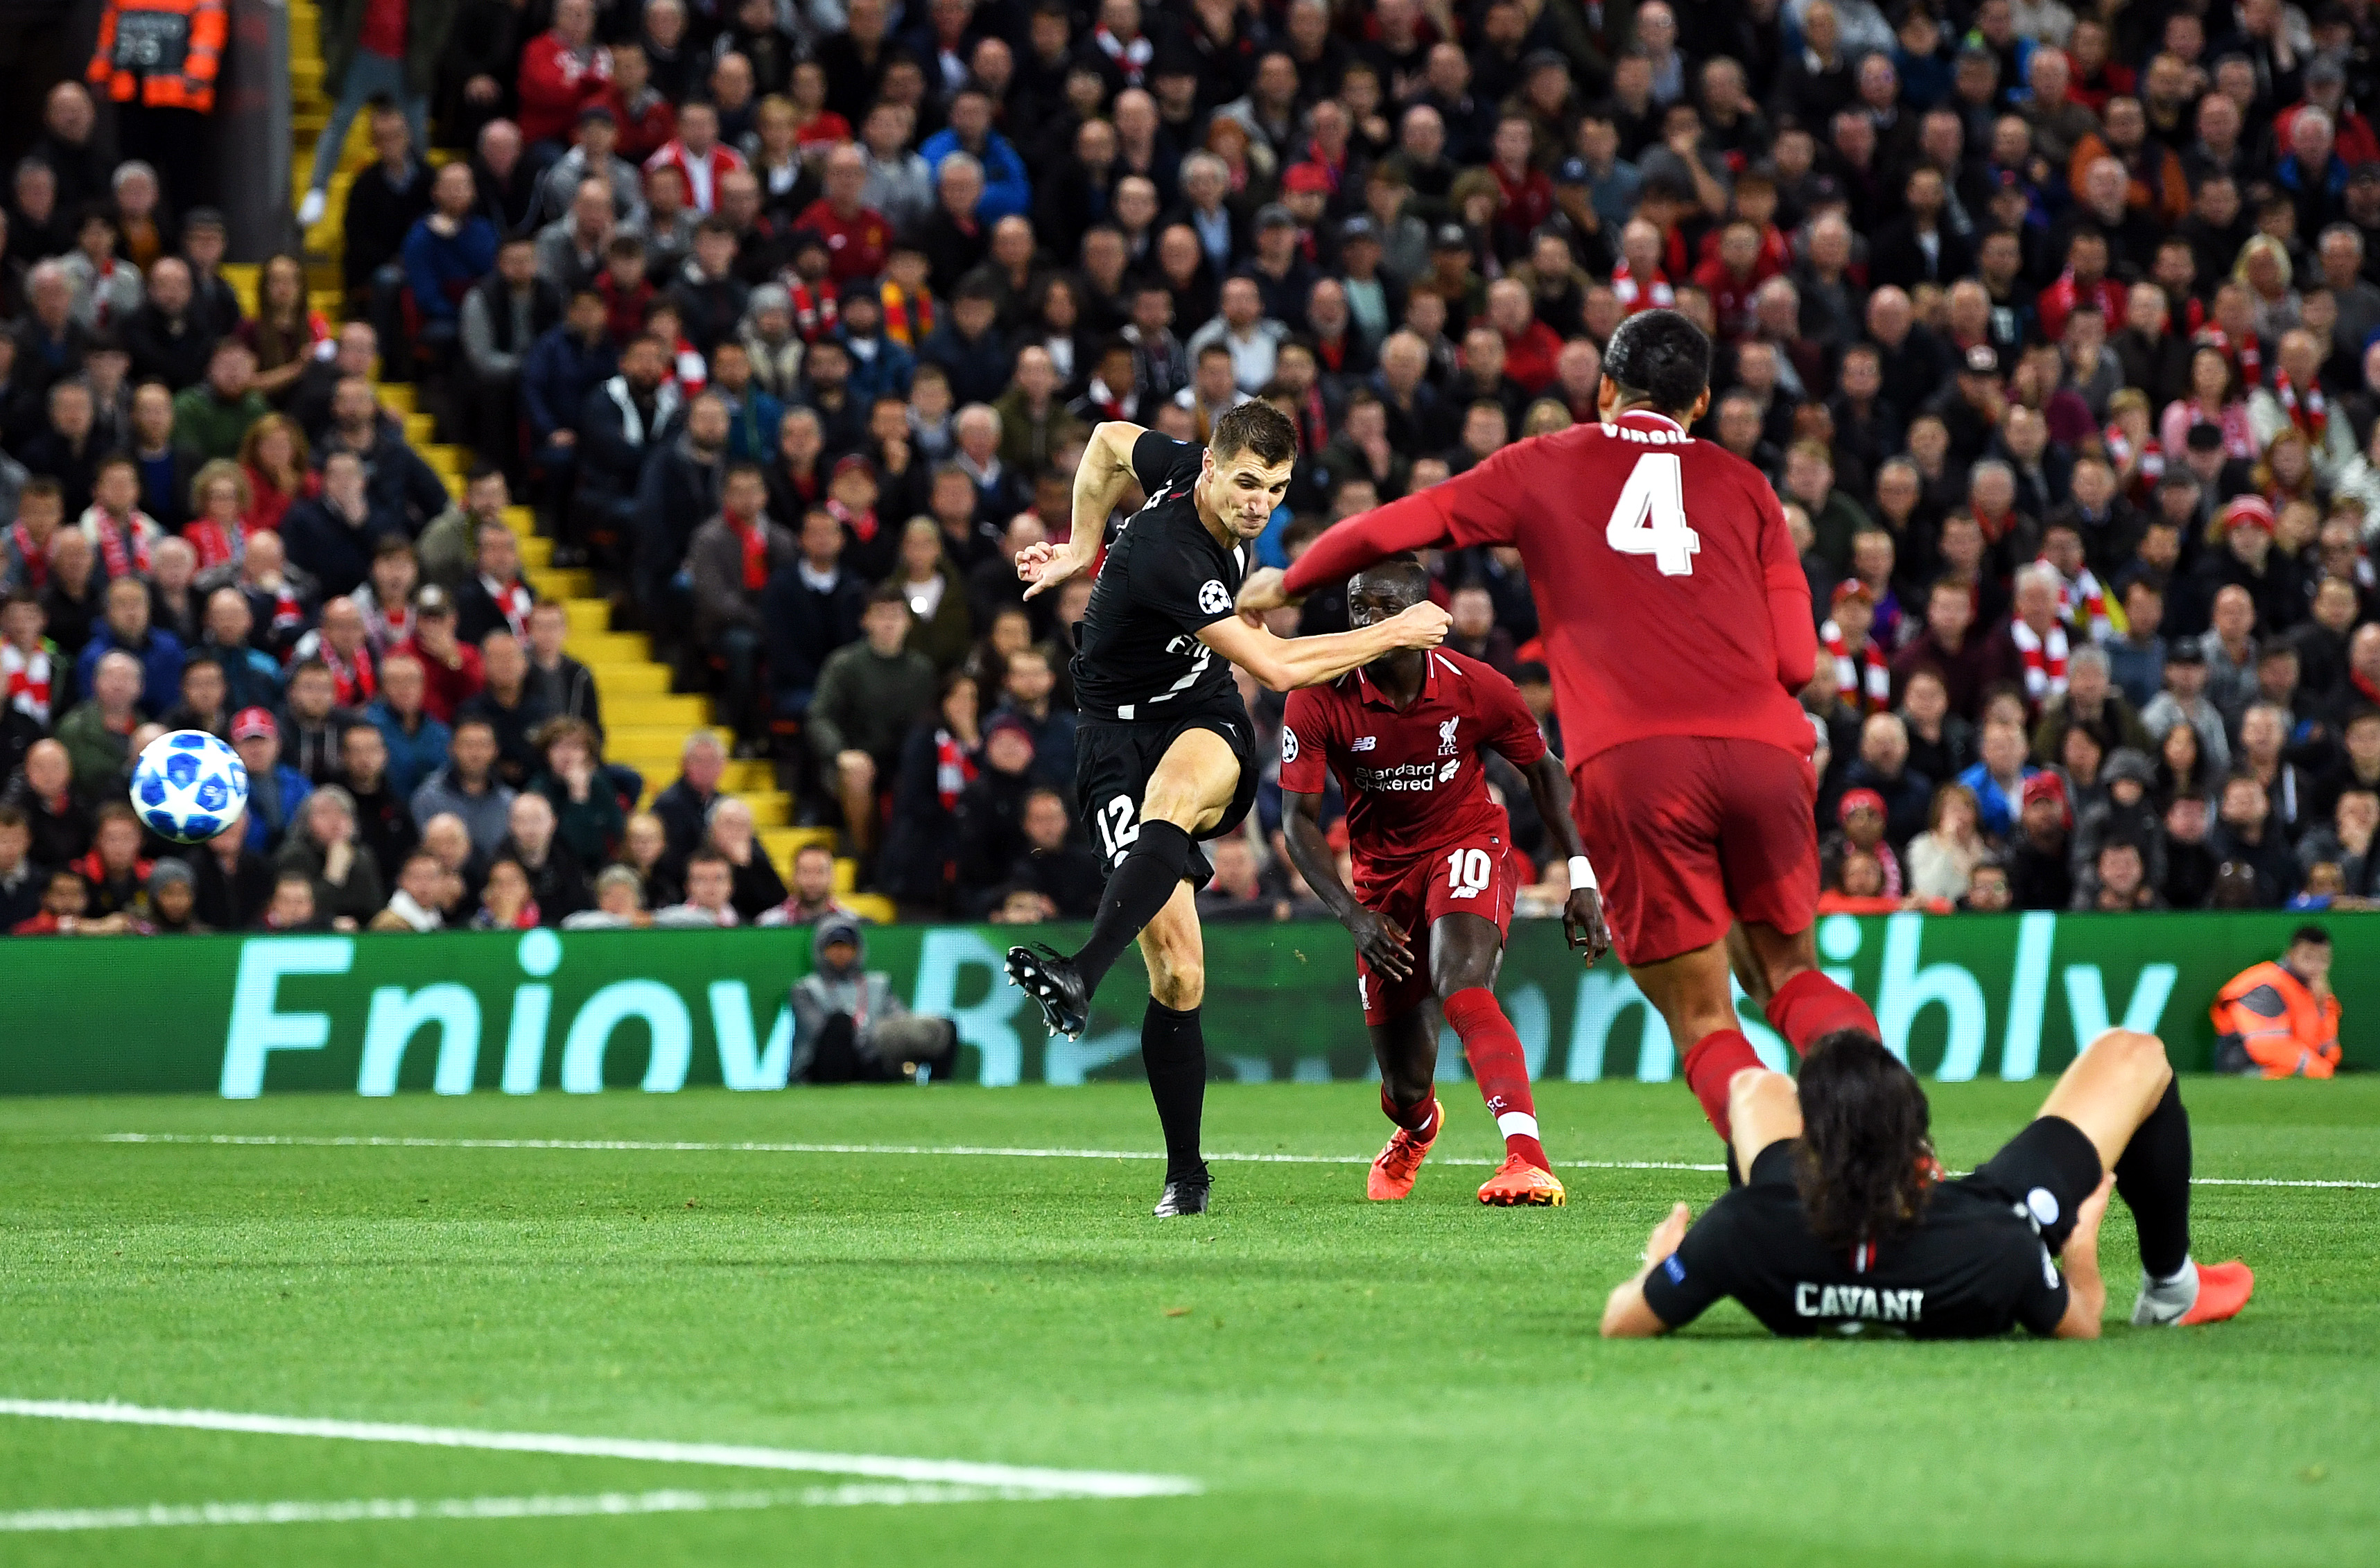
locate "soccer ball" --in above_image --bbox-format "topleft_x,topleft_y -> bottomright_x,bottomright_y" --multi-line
130,729 -> 250,844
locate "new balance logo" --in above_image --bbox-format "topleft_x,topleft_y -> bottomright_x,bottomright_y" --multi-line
1350,735 -> 1377,751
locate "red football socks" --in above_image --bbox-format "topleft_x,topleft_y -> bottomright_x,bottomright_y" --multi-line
1681,1029 -> 1764,1140
1443,987 -> 1552,1173
1763,970 -> 1882,1057
1379,1085 -> 1437,1135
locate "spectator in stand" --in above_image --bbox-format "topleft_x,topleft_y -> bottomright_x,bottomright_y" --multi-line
232,706 -> 313,857
276,785 -> 385,930
339,720 -> 418,883
395,586 -> 485,723
2210,769 -> 2302,906
455,631 -> 553,789
496,790 -> 589,925
453,514 -> 536,645
688,462 -> 793,746
282,450 -> 403,600
575,333 -> 681,566
528,716 -> 623,869
757,840 -> 857,926
809,586 -> 935,860
410,715 -> 515,857
74,574 -> 182,712
335,104 -> 432,324
760,507 -> 867,721
516,0 -> 614,155
653,845 -> 740,927
651,729 -> 727,859
54,649 -> 144,807
171,339 -> 267,462
365,650 -> 452,797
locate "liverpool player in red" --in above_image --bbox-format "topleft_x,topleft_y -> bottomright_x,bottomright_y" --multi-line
1241,311 -> 1883,1164
1279,560 -> 1609,1205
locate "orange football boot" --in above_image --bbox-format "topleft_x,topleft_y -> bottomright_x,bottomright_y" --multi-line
1477,1153 -> 1567,1206
1366,1099 -> 1443,1200
2179,1260 -> 2256,1325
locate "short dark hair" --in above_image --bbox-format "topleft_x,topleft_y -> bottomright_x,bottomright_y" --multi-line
866,584 -> 911,612
1209,399 -> 1297,467
2291,924 -> 2333,948
1601,308 -> 1711,416
1349,555 -> 1431,607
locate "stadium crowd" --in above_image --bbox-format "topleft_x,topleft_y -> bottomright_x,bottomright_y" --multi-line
4,0 -> 2380,936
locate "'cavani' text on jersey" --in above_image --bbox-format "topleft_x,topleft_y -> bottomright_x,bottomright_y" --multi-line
1070,431 -> 1254,724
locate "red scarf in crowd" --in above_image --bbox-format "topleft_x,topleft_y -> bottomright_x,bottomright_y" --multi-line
92,514 -> 151,579
321,642 -> 376,706
261,577 -> 304,639
2,643 -> 52,724
184,518 -> 241,573
2205,325 -> 2261,389
826,497 -> 876,544
2009,618 -> 2070,702
2103,421 -> 2163,492
1610,261 -> 1674,314
7,523 -> 49,589
880,281 -> 935,347
731,509 -> 770,591
485,575 -> 533,636
2044,558 -> 2111,641
1970,505 -> 2016,546
1821,620 -> 1891,713
935,727 -> 978,810
788,277 -> 840,343
2275,370 -> 2327,441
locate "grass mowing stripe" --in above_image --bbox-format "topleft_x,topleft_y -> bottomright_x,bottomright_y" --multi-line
76,1132 -> 2380,1188
0,1401 -> 1201,1499
0,1483 -> 1066,1533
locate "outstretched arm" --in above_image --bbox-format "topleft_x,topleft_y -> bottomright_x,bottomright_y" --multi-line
1196,601 -> 1450,692
1601,1203 -> 1693,1338
1244,449 -> 1529,612
1519,751 -> 1609,965
1019,420 -> 1144,600
1281,785 -> 1414,982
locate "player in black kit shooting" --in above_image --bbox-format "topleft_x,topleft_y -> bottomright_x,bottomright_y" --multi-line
1600,1028 -> 2255,1339
1006,403 -> 1451,1217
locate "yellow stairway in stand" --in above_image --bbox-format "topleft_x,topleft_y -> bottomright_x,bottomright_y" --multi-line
244,14 -> 889,919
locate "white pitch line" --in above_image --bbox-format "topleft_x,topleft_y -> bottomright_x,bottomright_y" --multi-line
0,1482 -> 1053,1533
85,1131 -> 1723,1174
79,1132 -> 2380,1188
0,1401 -> 1200,1500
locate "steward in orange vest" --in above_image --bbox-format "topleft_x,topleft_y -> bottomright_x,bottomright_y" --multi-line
2210,927 -> 2344,1079
87,0 -> 227,113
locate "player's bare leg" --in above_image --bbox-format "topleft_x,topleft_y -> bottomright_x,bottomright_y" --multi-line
1364,1009 -> 1443,1201
1007,728 -> 1237,1038
1727,921 -> 1882,1056
1628,939 -> 1764,1156
2035,1029 -> 2253,1325
1429,912 -> 1562,1204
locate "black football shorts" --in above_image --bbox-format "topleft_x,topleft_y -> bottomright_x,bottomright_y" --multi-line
1073,705 -> 1260,887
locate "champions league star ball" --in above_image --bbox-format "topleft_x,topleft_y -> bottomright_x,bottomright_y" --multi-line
130,729 -> 250,844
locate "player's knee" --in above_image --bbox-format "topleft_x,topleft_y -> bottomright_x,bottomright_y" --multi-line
2088,1029 -> 2173,1090
837,753 -> 875,788
1149,953 -> 1204,1010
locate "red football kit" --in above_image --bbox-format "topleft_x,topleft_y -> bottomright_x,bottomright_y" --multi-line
1282,408 -> 1823,966
1280,651 -> 1545,1024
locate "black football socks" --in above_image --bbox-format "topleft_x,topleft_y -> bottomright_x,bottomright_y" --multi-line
1142,996 -> 1210,1184
2114,1074 -> 2194,1279
1073,819 -> 1195,992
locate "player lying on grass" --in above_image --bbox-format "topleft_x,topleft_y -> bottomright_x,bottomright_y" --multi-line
1004,403 -> 1452,1217
1236,310 -> 1885,1178
1278,559 -> 1610,1208
1599,1029 -> 2255,1339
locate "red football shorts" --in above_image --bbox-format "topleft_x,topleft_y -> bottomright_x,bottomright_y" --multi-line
1570,735 -> 1819,967
1351,832 -> 1525,1025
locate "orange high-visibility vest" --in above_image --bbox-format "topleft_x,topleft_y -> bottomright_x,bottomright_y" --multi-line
2210,961 -> 2342,1079
87,0 -> 226,114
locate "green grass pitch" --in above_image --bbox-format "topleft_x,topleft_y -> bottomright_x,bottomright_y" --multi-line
0,1078 -> 2374,1566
